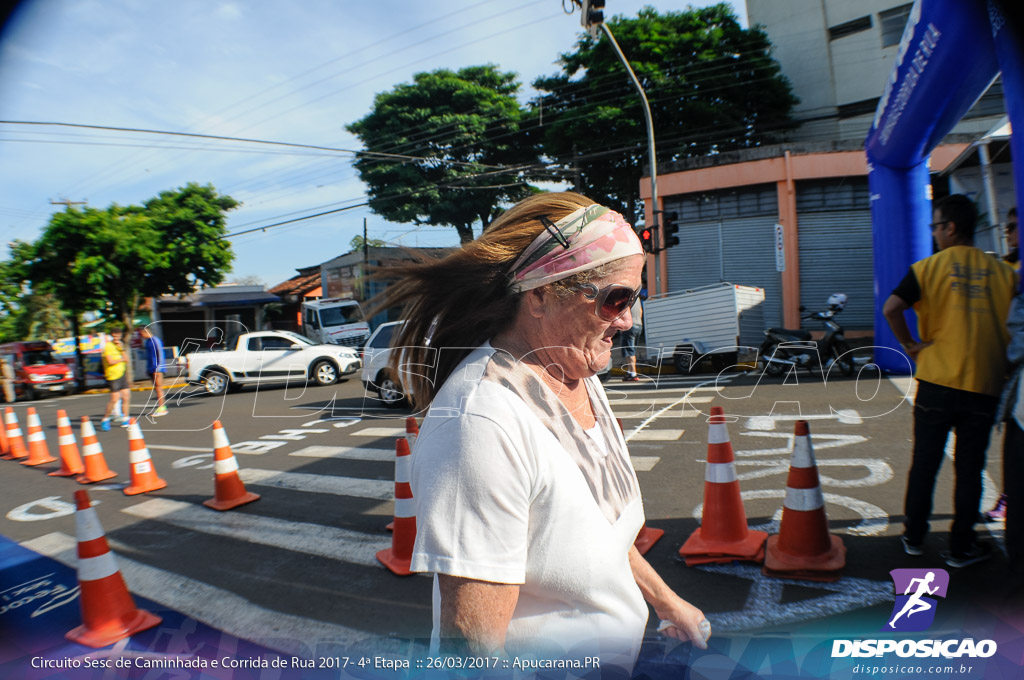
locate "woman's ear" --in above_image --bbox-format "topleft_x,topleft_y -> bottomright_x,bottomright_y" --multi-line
522,287 -> 550,319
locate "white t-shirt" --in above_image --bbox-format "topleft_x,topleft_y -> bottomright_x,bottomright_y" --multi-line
409,343 -> 648,671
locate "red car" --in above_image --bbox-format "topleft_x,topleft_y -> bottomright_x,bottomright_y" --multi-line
0,341 -> 75,401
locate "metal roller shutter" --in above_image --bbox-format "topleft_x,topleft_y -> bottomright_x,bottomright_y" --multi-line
797,210 -> 874,330
665,221 -> 721,290
720,216 -> 783,329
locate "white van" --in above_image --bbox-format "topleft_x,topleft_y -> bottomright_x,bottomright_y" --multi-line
301,298 -> 371,348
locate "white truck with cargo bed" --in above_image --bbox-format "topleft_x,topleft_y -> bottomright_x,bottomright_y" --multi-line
642,283 -> 766,372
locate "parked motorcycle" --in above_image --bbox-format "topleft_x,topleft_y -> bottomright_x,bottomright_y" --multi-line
758,293 -> 855,377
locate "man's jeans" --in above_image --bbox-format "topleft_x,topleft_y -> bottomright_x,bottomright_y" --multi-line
904,380 -> 998,554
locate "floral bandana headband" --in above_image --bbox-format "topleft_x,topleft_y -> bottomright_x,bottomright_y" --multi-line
507,204 -> 644,293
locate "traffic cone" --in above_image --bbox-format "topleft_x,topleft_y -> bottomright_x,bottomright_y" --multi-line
21,407 -> 57,466
405,416 -> 419,448
613,417 -> 664,554
203,420 -> 260,511
386,417 -> 421,532
679,406 -> 767,565
3,407 -> 28,461
123,419 -> 167,496
77,417 -> 117,484
377,438 -> 416,576
0,411 -> 9,458
49,410 -> 85,477
763,420 -> 846,582
65,489 -> 161,647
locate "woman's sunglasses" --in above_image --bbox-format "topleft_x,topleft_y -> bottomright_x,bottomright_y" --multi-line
571,282 -> 642,322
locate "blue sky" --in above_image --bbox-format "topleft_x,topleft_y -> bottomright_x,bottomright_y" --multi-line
0,0 -> 747,289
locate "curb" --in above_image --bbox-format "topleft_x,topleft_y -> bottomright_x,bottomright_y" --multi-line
80,380 -> 191,396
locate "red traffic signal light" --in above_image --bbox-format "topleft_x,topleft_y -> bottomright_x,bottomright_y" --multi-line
639,226 -> 655,253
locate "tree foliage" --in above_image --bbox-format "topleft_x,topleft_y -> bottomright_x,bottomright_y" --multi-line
30,182 -> 238,334
347,65 -> 541,243
533,4 -> 798,223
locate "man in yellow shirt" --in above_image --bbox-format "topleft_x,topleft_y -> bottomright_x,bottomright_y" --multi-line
883,194 -> 1017,568
100,325 -> 132,431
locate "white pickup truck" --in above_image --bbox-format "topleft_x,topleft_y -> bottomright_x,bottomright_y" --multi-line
184,330 -> 361,395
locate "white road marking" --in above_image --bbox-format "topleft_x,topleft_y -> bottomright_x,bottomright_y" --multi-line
7,496 -> 82,522
121,499 -> 390,568
734,432 -> 867,457
745,409 -> 862,431
614,410 -> 700,419
733,458 -> 894,488
622,376 -> 723,442
692,488 -> 888,536
146,444 -> 211,453
20,532 -> 369,653
352,427 -> 407,437
609,396 -> 714,405
630,457 -> 660,472
239,468 -> 394,500
698,562 -> 893,632
628,429 -> 685,441
289,445 -> 394,462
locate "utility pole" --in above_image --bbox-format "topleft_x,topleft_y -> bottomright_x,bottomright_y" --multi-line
362,217 -> 369,301
49,198 -> 87,209
578,1 -> 662,294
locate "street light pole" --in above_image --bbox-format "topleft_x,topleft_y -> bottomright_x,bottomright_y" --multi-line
598,22 -> 661,295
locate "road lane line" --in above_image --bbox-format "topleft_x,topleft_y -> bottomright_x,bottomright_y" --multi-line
627,430 -> 685,441
146,444 -> 211,453
289,445 -> 394,461
609,396 -> 714,405
352,427 -> 407,437
121,499 -> 390,568
630,457 -> 660,471
240,468 -> 393,500
20,532 -> 369,653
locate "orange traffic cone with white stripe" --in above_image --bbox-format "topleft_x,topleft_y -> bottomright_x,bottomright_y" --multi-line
65,489 -> 161,647
123,419 -> 166,495
21,407 -> 57,466
377,437 -> 416,576
77,417 -> 117,484
3,407 -> 28,461
613,417 -> 664,554
0,411 -> 9,458
386,416 -> 421,532
203,420 -> 260,511
763,420 -> 846,582
49,410 -> 85,477
679,406 -> 767,566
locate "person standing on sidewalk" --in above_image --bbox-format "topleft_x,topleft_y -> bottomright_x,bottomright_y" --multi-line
0,356 -> 14,403
621,297 -> 643,381
996,261 -> 1024,599
883,194 -> 1017,568
140,327 -> 168,417
100,326 -> 131,431
985,206 -> 1019,523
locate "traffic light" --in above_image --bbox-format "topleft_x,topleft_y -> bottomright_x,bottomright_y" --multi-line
580,0 -> 605,33
662,210 -> 680,250
638,225 -> 655,253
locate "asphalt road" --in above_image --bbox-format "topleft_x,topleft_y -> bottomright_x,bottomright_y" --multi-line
0,364 -> 1015,654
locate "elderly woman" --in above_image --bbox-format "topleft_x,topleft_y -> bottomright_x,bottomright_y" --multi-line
385,192 -> 708,671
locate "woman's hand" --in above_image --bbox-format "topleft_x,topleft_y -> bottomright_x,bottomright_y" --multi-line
654,596 -> 710,649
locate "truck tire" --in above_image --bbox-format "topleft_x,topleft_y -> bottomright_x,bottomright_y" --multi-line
674,352 -> 693,374
311,360 -> 338,386
202,369 -> 230,396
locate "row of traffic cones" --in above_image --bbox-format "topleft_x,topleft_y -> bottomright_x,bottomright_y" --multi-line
680,406 -> 846,581
2,406 -> 260,511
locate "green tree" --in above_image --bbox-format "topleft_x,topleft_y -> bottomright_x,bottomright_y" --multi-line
533,4 -> 798,223
347,65 -> 541,244
0,240 -> 72,343
349,235 -> 387,251
30,183 -> 238,382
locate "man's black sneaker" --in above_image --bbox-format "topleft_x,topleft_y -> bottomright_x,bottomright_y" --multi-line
942,542 -> 992,568
901,535 -> 924,556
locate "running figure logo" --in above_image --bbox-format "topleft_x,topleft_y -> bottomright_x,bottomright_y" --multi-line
883,568 -> 950,632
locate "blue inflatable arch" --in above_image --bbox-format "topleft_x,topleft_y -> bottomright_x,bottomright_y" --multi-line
865,0 -> 1024,372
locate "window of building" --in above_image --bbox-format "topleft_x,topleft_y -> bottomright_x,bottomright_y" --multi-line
828,15 -> 872,41
880,4 -> 913,48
